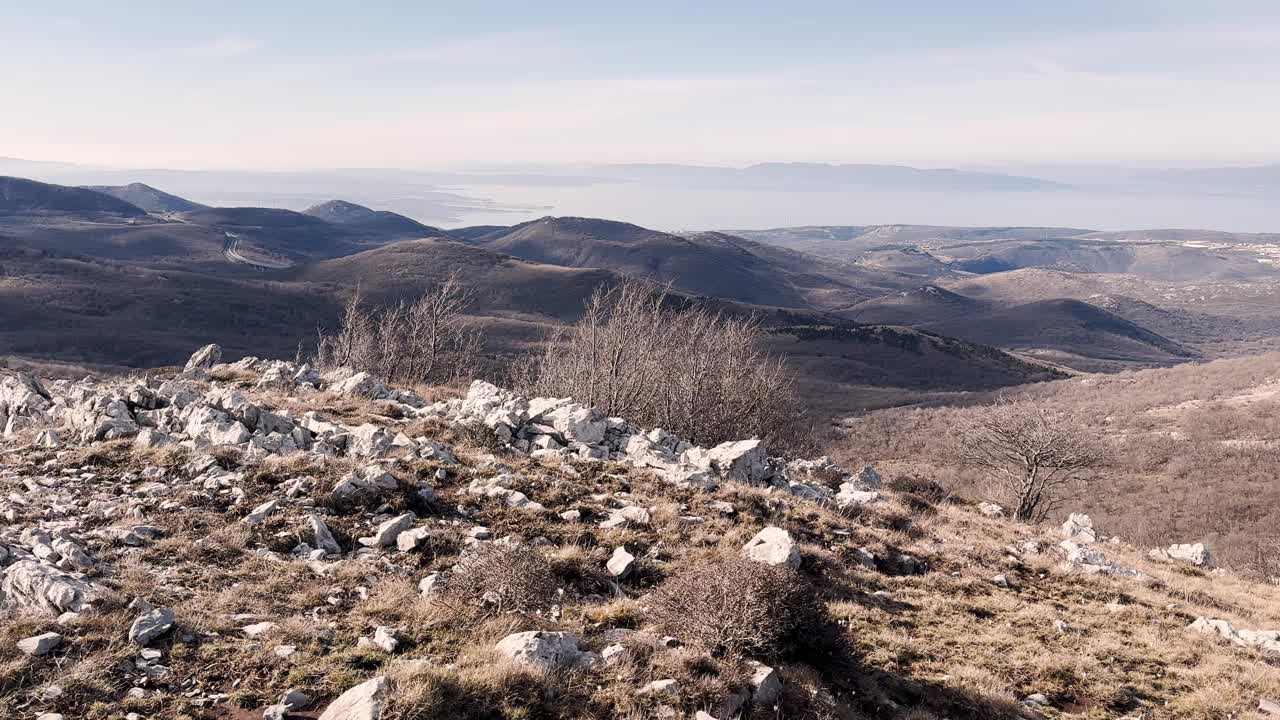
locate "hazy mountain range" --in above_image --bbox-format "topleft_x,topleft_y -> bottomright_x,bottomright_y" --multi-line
3,155 -> 1279,231
6,173 -> 1280,414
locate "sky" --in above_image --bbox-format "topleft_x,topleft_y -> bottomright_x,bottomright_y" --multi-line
4,1 -> 1280,170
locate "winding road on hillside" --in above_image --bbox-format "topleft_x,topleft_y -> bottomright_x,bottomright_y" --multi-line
222,232 -> 292,269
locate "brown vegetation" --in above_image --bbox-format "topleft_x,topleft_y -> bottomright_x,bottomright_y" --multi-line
837,352 -> 1280,577
316,273 -> 482,385
518,279 -> 801,447
649,554 -> 833,659
951,397 -> 1106,522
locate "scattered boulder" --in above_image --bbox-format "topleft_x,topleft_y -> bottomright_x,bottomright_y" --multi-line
264,689 -> 313,720
184,344 -> 222,372
317,676 -> 388,720
849,464 -> 882,490
495,631 -> 595,671
977,502 -> 1005,518
747,661 -> 783,705
1188,616 -> 1280,654
686,438 -> 770,485
0,560 -> 94,616
331,372 -> 388,400
1061,513 -> 1097,544
17,631 -> 63,656
243,499 -> 279,526
1060,540 -> 1140,578
357,626 -> 400,653
359,513 -> 416,548
129,606 -> 176,646
607,546 -> 636,579
741,526 -> 800,569
310,515 -> 343,555
1165,543 -> 1214,568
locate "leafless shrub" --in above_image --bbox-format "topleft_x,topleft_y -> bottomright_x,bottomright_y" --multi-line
649,554 -> 831,658
951,396 -> 1107,523
316,274 -> 482,385
518,279 -> 801,447
437,544 -> 558,615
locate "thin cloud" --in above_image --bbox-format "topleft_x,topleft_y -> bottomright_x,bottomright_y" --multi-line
361,29 -> 573,67
186,35 -> 260,58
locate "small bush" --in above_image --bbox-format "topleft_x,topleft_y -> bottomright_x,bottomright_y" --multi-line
438,544 -> 558,615
649,554 -> 833,659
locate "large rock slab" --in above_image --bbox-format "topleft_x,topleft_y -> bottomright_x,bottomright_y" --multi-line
495,631 -> 594,671
684,438 -> 770,485
1166,543 -> 1214,568
331,372 -> 388,400
0,561 -> 94,616
318,676 -> 388,720
184,344 -> 222,372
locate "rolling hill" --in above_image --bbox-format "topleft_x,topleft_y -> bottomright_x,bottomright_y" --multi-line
769,324 -> 1067,414
472,218 -> 924,311
735,224 -> 1280,282
922,298 -> 1198,371
473,217 -> 816,308
0,176 -> 145,217
84,182 -> 205,213
303,199 -> 443,238
281,238 -> 619,321
849,285 -> 989,326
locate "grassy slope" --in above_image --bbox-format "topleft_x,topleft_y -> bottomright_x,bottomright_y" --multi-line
3,368 -> 1280,718
837,352 -> 1280,577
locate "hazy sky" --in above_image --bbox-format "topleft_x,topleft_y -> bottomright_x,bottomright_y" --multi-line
4,1 -> 1280,170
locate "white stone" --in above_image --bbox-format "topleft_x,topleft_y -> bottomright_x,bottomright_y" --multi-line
317,676 -> 388,720
17,632 -> 63,656
1166,542 -> 1214,568
129,607 -> 176,646
310,515 -> 342,555
607,546 -> 635,578
495,631 -> 590,671
184,344 -> 222,372
0,560 -> 94,616
243,499 -> 279,525
418,573 -> 443,598
741,526 -> 800,569
359,513 -> 415,548
1061,513 -> 1097,543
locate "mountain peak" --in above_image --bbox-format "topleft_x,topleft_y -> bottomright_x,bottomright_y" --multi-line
303,199 -> 378,223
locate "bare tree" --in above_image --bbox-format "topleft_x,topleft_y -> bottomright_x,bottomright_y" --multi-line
951,397 -> 1107,523
318,284 -> 373,370
401,273 -> 481,383
316,272 -> 481,385
520,279 -> 801,447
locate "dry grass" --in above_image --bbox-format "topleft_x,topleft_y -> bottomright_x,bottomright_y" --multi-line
10,372 -> 1280,720
836,352 -> 1280,578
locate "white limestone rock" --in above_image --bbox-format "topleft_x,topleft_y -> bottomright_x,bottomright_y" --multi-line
741,526 -> 800,569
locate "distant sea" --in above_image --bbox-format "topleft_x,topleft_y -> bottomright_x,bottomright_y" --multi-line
440,183 -> 1280,234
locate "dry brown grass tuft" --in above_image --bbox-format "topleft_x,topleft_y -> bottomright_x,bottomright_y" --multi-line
437,543 -> 559,617
649,553 -> 835,659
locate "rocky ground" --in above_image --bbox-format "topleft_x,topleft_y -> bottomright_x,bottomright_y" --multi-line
4,345 -> 1280,719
